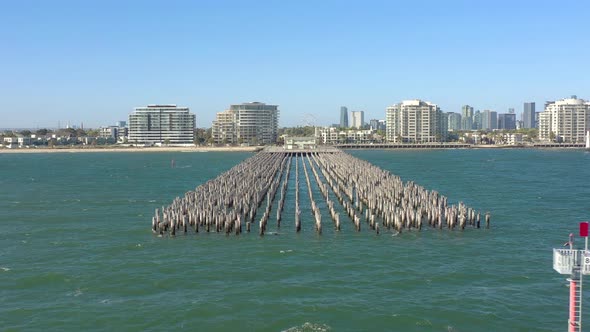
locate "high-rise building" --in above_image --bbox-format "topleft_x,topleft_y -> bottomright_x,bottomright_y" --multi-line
473,110 -> 482,130
539,96 -> 590,142
211,110 -> 237,144
369,119 -> 386,131
211,102 -> 279,145
350,111 -> 364,129
128,104 -> 195,145
447,112 -> 462,131
461,105 -> 474,130
386,99 -> 446,143
481,110 -> 498,130
340,106 -> 349,128
523,102 -> 536,128
498,113 -> 516,130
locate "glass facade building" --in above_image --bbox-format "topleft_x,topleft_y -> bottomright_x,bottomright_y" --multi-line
340,106 -> 349,128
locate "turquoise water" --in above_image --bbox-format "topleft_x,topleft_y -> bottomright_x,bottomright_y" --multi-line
1,149 -> 589,331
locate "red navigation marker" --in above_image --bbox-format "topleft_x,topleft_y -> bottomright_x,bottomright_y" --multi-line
580,222 -> 589,237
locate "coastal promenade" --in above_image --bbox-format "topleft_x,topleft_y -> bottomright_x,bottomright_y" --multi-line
337,142 -> 586,149
0,142 -> 586,153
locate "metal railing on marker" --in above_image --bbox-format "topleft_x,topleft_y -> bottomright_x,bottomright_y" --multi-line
553,222 -> 590,332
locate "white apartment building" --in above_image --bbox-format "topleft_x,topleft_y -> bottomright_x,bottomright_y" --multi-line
538,96 -> 590,142
350,111 -> 364,129
386,99 -> 446,143
212,102 -> 279,145
315,127 -> 375,144
128,105 -> 195,145
211,110 -> 237,144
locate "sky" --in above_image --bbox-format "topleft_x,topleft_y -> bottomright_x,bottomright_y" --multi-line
1,0 -> 589,129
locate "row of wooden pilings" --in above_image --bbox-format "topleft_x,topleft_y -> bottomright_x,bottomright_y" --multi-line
152,150 -> 490,236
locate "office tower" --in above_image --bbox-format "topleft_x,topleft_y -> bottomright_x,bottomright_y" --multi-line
447,112 -> 462,131
498,113 -> 516,130
369,119 -> 385,131
340,106 -> 349,128
473,110 -> 482,130
481,110 -> 498,130
461,105 -> 474,130
523,102 -> 536,128
350,111 -> 364,129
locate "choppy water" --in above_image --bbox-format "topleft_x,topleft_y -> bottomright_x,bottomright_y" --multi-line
1,149 -> 589,331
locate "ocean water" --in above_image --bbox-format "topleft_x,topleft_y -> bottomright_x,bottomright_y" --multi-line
1,149 -> 589,332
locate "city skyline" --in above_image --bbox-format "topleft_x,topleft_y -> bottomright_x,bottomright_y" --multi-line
1,1 -> 589,128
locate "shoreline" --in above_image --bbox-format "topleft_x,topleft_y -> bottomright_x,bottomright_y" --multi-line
0,144 -> 587,153
0,146 -> 262,153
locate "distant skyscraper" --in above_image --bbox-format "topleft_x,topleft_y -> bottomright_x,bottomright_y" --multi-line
447,112 -> 462,131
461,105 -> 474,130
498,113 -> 516,130
481,110 -> 498,130
473,110 -> 482,130
350,111 -> 364,129
523,102 -> 536,128
340,106 -> 349,128
369,119 -> 386,131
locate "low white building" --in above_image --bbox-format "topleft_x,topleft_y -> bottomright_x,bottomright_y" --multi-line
3,135 -> 32,148
503,133 -> 523,145
284,136 -> 317,150
3,137 -> 17,148
315,127 -> 375,144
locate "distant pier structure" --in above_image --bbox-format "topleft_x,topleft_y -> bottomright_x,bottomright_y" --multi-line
151,146 -> 489,236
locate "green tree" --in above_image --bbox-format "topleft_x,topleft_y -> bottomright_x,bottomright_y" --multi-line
20,130 -> 32,136
75,128 -> 87,137
86,129 -> 99,137
36,128 -> 49,136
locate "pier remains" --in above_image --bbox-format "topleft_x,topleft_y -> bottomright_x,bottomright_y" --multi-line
152,147 -> 489,236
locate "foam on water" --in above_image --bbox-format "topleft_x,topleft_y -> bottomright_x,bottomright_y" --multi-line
282,322 -> 332,332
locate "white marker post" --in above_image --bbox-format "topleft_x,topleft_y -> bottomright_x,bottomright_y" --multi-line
553,222 -> 589,332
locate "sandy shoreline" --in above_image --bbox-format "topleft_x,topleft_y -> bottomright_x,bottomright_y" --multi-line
0,146 -> 262,153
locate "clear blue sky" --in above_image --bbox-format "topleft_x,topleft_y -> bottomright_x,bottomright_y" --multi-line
1,0 -> 589,129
